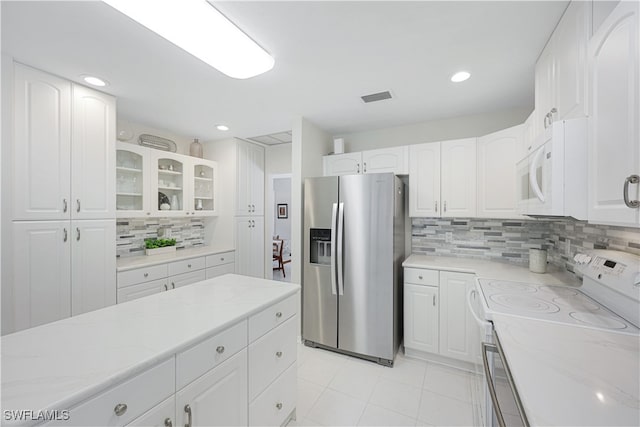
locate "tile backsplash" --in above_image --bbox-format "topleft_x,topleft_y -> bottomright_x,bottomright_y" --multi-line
412,217 -> 640,273
116,217 -> 205,257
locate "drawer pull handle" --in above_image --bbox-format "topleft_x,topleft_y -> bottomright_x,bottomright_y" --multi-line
184,404 -> 192,427
276,351 -> 283,358
275,311 -> 283,318
188,264 -> 192,268
276,402 -> 283,410
418,275 -> 423,280
114,403 -> 127,416
164,418 -> 173,427
144,273 -> 149,277
216,345 -> 225,354
172,282 -> 175,289
164,284 -> 168,291
220,257 -> 224,261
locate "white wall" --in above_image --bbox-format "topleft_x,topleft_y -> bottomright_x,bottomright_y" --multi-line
265,143 -> 292,175
335,107 -> 531,153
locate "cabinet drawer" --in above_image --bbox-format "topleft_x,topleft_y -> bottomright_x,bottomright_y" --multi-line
206,251 -> 235,268
51,358 -> 175,426
206,263 -> 235,279
249,362 -> 296,426
248,316 -> 297,401
169,269 -> 206,289
117,278 -> 168,303
404,268 -> 439,286
126,395 -> 175,427
248,294 -> 298,342
176,320 -> 247,390
168,256 -> 206,276
117,264 -> 168,288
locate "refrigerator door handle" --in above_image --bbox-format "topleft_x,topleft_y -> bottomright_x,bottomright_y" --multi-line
330,203 -> 338,296
337,202 -> 345,296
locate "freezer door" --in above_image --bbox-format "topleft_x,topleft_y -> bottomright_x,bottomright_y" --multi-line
338,173 -> 396,360
303,176 -> 339,348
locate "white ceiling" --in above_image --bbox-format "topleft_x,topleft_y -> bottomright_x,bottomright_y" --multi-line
1,1 -> 568,140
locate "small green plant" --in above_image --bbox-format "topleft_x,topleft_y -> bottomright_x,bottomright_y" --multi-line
145,238 -> 176,249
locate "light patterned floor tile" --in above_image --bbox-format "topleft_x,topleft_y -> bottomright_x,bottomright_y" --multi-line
381,356 -> 427,388
418,390 -> 475,426
368,378 -> 423,418
306,389 -> 367,426
357,403 -> 417,426
423,363 -> 473,403
297,378 -> 325,419
328,362 -> 381,401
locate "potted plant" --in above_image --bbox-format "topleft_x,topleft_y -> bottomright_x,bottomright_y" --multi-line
145,238 -> 177,256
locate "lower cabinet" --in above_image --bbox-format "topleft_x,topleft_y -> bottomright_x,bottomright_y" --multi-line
126,396 -> 175,427
403,268 -> 477,364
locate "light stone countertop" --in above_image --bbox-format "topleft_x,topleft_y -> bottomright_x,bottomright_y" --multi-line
116,245 -> 235,272
492,314 -> 640,427
1,275 -> 300,423
402,254 -> 580,286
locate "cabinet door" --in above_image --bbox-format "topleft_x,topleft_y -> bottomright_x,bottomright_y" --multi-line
235,217 -> 265,278
236,141 -> 252,215
477,126 -> 522,219
117,278 -> 168,304
588,1 -> 640,226
126,396 -> 175,427
169,270 -> 206,290
176,350 -> 248,427
403,283 -> 439,354
534,42 -> 556,138
116,143 -> 151,218
362,146 -> 408,174
192,159 -> 217,216
439,272 -> 477,363
71,84 -> 116,220
250,143 -> 265,216
13,63 -> 71,220
409,142 -> 440,217
322,152 -> 362,176
152,151 -> 187,217
554,0 -> 589,121
441,138 -> 477,217
206,263 -> 235,279
71,220 -> 116,316
12,221 -> 71,331
251,217 -> 265,278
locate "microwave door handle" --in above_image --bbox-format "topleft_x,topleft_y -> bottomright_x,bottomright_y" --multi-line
467,289 -> 491,328
482,343 -> 507,427
337,202 -> 345,296
529,147 -> 546,203
330,203 -> 338,296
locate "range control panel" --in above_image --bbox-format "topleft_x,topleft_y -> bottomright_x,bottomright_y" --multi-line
577,250 -> 640,294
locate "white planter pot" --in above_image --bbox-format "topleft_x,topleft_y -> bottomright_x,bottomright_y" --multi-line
145,246 -> 176,256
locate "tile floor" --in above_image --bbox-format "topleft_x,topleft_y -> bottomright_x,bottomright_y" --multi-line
272,262 -> 292,282
289,344 -> 479,426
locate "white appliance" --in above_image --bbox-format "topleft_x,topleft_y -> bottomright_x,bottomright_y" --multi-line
516,118 -> 588,219
468,250 -> 640,427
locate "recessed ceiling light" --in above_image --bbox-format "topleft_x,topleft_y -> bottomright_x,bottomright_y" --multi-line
103,0 -> 274,79
451,71 -> 471,83
216,125 -> 229,131
82,75 -> 108,87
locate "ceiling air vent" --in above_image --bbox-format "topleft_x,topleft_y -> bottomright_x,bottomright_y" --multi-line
361,91 -> 392,103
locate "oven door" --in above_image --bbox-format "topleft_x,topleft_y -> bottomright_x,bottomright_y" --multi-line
482,329 -> 530,427
467,288 -> 493,427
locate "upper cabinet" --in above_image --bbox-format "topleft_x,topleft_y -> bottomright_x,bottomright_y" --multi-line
587,0 -> 639,227
116,143 -> 151,217
409,142 -> 440,217
236,140 -> 264,216
13,64 -> 116,221
323,146 -> 408,176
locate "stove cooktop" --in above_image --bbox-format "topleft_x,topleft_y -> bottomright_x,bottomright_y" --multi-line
477,279 -> 640,334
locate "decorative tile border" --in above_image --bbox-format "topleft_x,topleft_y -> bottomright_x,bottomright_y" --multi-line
116,217 -> 205,257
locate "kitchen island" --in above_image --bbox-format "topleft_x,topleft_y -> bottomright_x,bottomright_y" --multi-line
1,274 -> 300,426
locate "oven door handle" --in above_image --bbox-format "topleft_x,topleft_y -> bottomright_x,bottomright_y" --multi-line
482,342 -> 507,427
467,288 -> 491,328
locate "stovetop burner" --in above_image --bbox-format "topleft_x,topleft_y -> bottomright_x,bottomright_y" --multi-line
489,294 -> 560,314
484,281 -> 538,293
569,312 -> 629,330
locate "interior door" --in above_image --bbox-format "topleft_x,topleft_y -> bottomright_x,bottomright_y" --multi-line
302,177 -> 338,348
338,173 -> 395,360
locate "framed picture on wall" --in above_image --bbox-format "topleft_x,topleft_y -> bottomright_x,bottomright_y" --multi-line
277,204 -> 288,219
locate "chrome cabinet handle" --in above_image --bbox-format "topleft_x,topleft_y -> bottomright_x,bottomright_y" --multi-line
144,272 -> 149,277
248,204 -> 251,211
114,403 -> 127,416
76,199 -> 81,213
623,175 -> 639,208
76,227 -> 80,241
435,201 -> 438,212
252,204 -> 255,212
418,275 -> 423,280
356,163 -> 360,174
171,282 -> 175,289
432,295 -> 436,306
276,402 -> 283,410
147,212 -> 151,215
444,201 -> 447,213
276,311 -> 282,318
63,199 -> 67,213
164,284 -> 168,291
164,418 -> 173,427
276,351 -> 283,358
216,345 -> 225,354
187,264 -> 192,268
363,162 -> 367,173
63,228 -> 68,242
184,404 -> 192,427
220,257 -> 224,261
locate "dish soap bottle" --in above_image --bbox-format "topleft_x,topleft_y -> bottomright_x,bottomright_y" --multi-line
190,138 -> 203,158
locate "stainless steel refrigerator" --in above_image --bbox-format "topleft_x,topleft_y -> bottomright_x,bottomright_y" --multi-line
302,173 -> 404,366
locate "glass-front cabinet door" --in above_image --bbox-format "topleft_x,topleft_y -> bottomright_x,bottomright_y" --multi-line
192,160 -> 217,216
116,143 -> 150,217
152,151 -> 185,216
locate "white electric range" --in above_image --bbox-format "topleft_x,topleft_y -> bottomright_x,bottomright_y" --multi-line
468,250 -> 640,427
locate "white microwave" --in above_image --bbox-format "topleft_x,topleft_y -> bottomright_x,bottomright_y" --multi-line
516,118 -> 588,219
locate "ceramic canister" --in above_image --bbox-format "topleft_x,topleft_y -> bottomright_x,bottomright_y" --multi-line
529,248 -> 547,273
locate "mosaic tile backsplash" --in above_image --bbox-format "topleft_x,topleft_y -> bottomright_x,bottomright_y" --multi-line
411,217 -> 640,274
116,218 -> 205,257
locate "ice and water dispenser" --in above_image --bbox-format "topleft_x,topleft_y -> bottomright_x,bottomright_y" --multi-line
310,229 -> 331,265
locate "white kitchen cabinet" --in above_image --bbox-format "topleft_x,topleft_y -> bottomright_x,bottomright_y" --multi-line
151,151 -> 187,217
116,143 -> 152,218
249,362 -> 297,427
323,152 -> 362,176
176,350 -> 248,427
236,140 -> 265,216
441,138 -> 477,217
534,39 -> 556,138
191,160 -> 218,216
409,142 -> 441,217
404,283 -> 439,355
235,216 -> 265,278
71,220 -> 116,316
477,125 -> 523,219
438,271 -> 477,363
12,221 -> 71,331
126,396 -> 175,427
169,270 -> 206,289
117,278 -> 169,304
323,146 -> 408,176
12,63 -> 71,221
206,263 -> 235,279
588,0 -> 640,226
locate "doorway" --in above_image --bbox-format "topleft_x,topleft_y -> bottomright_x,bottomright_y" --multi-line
268,174 -> 292,281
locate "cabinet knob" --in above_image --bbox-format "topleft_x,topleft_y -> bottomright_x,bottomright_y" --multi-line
216,345 -> 225,354
276,403 -> 283,410
164,418 -> 173,427
276,351 -> 283,358
220,257 -> 224,261
76,199 -> 81,213
275,311 -> 283,318
144,273 -> 149,277
63,198 -> 68,213
164,284 -> 168,291
418,275 -> 423,280
114,403 -> 128,416
147,212 -> 151,215
184,404 -> 192,427
187,264 -> 192,268
171,282 -> 175,289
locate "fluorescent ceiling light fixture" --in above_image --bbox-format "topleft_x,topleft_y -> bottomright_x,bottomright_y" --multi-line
216,125 -> 229,131
451,71 -> 471,83
103,0 -> 274,79
83,75 -> 108,87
